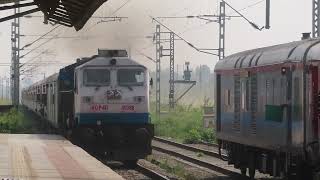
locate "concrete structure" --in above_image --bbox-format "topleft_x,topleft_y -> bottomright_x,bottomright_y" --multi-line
0,134 -> 123,180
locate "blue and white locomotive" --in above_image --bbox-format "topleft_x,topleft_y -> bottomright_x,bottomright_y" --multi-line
22,49 -> 154,165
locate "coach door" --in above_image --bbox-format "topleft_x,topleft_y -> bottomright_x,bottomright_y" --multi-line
240,76 -> 250,133
311,66 -> 319,140
234,73 -> 250,133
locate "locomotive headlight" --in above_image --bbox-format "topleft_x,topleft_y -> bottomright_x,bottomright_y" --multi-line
82,96 -> 93,103
134,96 -> 145,103
97,120 -> 102,126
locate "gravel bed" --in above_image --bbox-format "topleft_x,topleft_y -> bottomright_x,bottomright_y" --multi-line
106,161 -> 151,180
138,159 -> 179,180
186,143 -> 217,151
150,149 -> 280,180
149,150 -> 231,180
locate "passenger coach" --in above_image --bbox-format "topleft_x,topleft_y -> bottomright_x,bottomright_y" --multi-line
215,37 -> 320,179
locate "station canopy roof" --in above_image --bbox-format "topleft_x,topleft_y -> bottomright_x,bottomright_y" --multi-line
0,0 -> 18,4
0,0 -> 108,31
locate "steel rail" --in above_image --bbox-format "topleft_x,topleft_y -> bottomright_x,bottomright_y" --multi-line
136,163 -> 170,180
153,136 -> 224,158
152,144 -> 242,178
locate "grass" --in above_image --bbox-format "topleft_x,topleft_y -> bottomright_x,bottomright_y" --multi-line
147,156 -> 198,180
0,107 -> 49,134
151,104 -> 216,144
0,99 -> 10,105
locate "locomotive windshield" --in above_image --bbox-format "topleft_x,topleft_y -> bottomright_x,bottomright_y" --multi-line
117,69 -> 145,86
83,69 -> 110,86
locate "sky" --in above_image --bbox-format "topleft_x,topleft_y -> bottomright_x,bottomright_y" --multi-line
0,0 -> 312,84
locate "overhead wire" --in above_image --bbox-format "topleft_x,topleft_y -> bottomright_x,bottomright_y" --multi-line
20,33 -> 59,59
21,25 -> 61,50
84,0 -> 132,32
223,0 -> 263,31
151,17 -> 218,56
110,0 -> 133,16
20,28 -> 69,68
226,0 -> 265,15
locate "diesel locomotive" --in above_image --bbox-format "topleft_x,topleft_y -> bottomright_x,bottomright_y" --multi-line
22,49 -> 154,166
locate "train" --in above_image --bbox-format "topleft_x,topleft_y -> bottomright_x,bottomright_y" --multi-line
215,37 -> 320,179
21,49 -> 154,166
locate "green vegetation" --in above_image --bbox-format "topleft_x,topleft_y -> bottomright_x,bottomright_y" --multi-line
148,157 -> 197,180
0,108 -> 48,133
151,104 -> 215,143
196,152 -> 204,158
0,99 -> 10,105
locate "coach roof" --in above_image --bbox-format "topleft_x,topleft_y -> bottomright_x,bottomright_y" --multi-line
215,38 -> 320,71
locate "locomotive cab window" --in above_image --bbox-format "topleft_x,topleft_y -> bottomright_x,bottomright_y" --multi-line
118,69 -> 145,86
83,69 -> 110,86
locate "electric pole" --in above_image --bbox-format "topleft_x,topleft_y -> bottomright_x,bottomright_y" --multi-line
11,2 -> 20,106
154,23 -> 176,117
168,32 -> 175,110
219,1 -> 226,60
313,0 -> 320,37
266,0 -> 271,29
155,25 -> 161,119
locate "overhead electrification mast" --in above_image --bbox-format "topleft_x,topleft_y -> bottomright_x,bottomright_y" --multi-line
313,0 -> 320,37
11,2 -> 20,106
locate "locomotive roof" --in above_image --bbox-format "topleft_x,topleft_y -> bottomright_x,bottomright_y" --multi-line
215,37 -> 320,71
23,54 -> 146,91
76,56 -> 147,69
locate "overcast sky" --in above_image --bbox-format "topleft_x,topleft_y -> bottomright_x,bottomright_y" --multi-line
0,0 -> 312,83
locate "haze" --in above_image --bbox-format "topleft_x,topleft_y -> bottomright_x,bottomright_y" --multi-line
0,0 -> 311,83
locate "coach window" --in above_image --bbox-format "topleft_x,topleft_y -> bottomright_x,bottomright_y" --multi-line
280,78 -> 287,104
272,79 -> 276,104
293,77 -> 301,121
74,72 -> 78,93
224,89 -> 231,106
246,80 -> 250,111
51,84 -> 54,105
266,79 -> 270,104
83,69 -> 110,86
241,80 -> 249,111
118,69 -> 145,86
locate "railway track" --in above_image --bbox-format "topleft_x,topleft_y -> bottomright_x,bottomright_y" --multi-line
106,160 -> 170,180
136,162 -> 170,180
152,136 -> 243,178
153,136 -> 221,158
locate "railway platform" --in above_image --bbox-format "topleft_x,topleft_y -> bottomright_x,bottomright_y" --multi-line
0,134 -> 124,180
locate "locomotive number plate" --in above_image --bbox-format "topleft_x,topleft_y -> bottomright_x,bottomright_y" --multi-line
121,105 -> 135,112
90,104 -> 108,112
